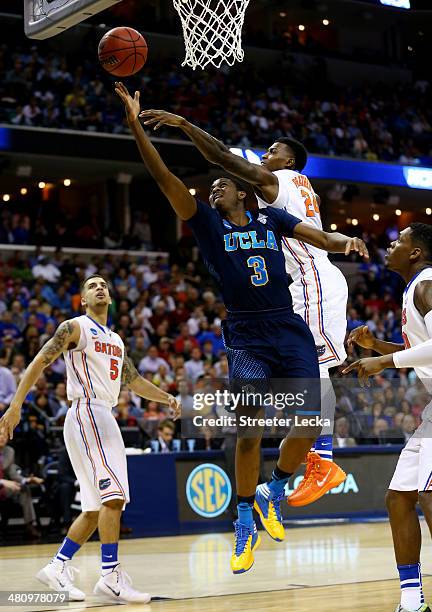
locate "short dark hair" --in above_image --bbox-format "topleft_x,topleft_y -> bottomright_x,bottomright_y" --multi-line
276,137 -> 308,172
410,223 -> 432,261
80,274 -> 109,293
0,348 -> 7,360
158,419 -> 175,432
217,176 -> 248,193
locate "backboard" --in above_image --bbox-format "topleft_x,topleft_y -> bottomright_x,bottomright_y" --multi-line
24,0 -> 123,39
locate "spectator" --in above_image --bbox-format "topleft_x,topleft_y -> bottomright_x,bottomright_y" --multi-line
401,413 -> 416,442
174,323 -> 200,354
150,419 -> 176,453
185,347 -> 205,383
333,417 -> 356,448
0,348 -> 17,411
32,256 -> 61,283
0,430 -> 43,539
138,346 -> 170,375
48,382 -> 69,421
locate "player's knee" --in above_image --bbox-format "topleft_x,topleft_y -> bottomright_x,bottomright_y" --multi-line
102,498 -> 124,511
385,489 -> 398,513
418,491 -> 432,516
385,489 -> 416,515
82,510 -> 99,524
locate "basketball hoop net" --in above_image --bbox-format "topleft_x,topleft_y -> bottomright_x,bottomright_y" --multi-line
172,0 -> 250,70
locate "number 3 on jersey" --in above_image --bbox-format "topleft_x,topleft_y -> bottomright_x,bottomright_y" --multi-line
110,358 -> 119,380
247,256 -> 269,286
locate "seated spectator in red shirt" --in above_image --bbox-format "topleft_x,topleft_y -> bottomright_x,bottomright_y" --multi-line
174,323 -> 200,355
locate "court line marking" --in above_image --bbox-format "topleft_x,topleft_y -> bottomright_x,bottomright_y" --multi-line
18,576 -> 432,611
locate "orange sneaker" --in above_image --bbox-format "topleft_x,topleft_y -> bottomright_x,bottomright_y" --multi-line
287,452 -> 346,507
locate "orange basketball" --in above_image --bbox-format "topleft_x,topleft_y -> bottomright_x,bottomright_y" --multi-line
98,27 -> 148,77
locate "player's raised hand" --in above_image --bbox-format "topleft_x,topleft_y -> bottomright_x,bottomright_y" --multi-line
347,325 -> 376,349
342,356 -> 385,386
167,395 -> 181,421
139,109 -> 186,131
0,403 -> 22,440
344,237 -> 369,259
114,81 -> 141,122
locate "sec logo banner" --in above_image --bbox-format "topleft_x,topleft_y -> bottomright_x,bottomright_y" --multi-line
186,463 -> 232,518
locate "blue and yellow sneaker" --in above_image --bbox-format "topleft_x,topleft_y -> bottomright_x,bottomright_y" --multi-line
254,483 -> 285,542
230,520 -> 261,574
395,605 -> 431,612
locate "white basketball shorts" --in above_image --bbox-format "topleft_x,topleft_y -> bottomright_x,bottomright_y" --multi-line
290,262 -> 348,369
64,399 -> 130,511
389,417 -> 432,492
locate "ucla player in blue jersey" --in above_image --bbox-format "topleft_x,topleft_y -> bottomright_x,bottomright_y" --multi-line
115,82 -> 368,574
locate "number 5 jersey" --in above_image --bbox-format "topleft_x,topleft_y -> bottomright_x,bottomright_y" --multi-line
63,315 -> 124,407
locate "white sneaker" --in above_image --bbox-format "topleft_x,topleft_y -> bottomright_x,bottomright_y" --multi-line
36,559 -> 85,601
93,564 -> 151,604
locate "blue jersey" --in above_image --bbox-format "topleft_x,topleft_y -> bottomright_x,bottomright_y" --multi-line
186,201 -> 302,313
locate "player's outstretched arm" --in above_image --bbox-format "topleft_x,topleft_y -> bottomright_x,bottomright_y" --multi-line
114,83 -> 196,221
139,109 -> 277,191
121,353 -> 181,420
293,222 -> 369,259
0,320 -> 79,439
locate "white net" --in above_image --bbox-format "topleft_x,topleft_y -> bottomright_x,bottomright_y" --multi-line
30,0 -> 75,22
172,0 -> 250,70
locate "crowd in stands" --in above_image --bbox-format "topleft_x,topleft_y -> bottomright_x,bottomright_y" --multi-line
1,24 -> 432,166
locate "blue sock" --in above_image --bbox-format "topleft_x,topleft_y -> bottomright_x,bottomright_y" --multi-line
54,537 -> 81,562
314,435 -> 333,461
237,502 -> 254,528
101,543 -> 119,575
267,467 -> 291,497
398,563 -> 424,611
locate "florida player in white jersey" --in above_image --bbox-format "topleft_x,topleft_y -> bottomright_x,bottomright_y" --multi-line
140,109 -> 347,505
345,224 -> 432,612
0,274 -> 180,604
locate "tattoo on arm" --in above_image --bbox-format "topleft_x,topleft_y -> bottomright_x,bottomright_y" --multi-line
39,321 -> 75,366
121,356 -> 139,386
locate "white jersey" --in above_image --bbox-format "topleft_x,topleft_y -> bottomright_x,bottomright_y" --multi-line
256,168 -> 348,368
63,315 -> 124,407
389,266 -> 432,493
256,169 -> 329,277
401,267 -> 432,388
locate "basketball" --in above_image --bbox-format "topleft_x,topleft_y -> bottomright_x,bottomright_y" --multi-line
98,27 -> 148,77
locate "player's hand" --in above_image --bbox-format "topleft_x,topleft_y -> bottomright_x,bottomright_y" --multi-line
167,395 -> 181,421
114,81 -> 141,122
139,109 -> 186,131
27,475 -> 44,486
342,356 -> 385,387
347,325 -> 376,349
0,404 -> 22,440
344,237 -> 369,259
1,479 -> 21,493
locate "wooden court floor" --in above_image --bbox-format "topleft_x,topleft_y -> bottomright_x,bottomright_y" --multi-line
1,521 -> 432,612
